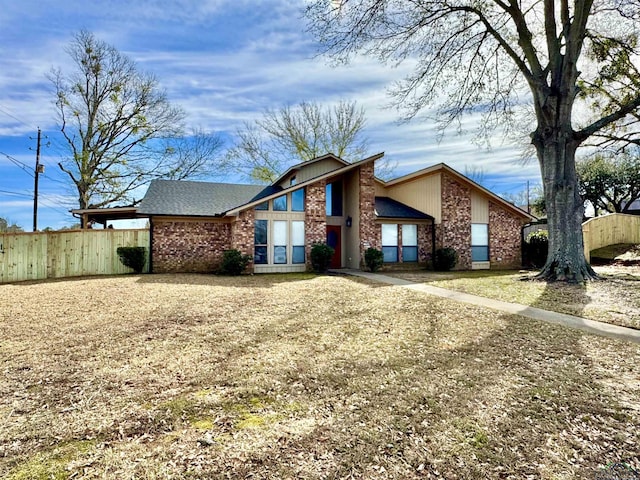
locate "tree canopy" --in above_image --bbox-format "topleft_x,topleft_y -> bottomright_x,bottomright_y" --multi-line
577,150 -> 640,215
306,0 -> 640,282
0,218 -> 24,233
225,100 -> 371,183
51,31 -> 224,220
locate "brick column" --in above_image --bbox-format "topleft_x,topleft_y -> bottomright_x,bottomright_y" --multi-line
305,181 -> 327,270
359,163 -> 378,263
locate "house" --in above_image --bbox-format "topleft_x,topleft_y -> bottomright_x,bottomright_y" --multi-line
74,152 -> 534,273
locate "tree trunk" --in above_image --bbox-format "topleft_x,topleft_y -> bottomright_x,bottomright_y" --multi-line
534,129 -> 598,282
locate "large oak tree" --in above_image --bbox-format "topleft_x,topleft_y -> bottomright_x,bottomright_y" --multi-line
306,0 -> 640,282
51,31 -> 223,223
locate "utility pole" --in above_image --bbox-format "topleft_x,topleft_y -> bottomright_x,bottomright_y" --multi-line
526,180 -> 530,213
33,128 -> 44,232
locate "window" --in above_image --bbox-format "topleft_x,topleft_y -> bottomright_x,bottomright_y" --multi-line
273,194 -> 287,211
291,188 -> 304,212
255,201 -> 268,211
254,220 -> 268,264
290,176 -> 297,186
292,221 -> 305,264
402,224 -> 418,262
381,224 -> 398,262
471,223 -> 489,261
326,180 -> 343,216
273,221 -> 287,264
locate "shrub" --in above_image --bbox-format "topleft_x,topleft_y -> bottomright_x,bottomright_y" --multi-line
364,247 -> 384,272
218,249 -> 252,275
433,247 -> 458,271
524,230 -> 549,268
116,246 -> 147,274
310,242 -> 335,273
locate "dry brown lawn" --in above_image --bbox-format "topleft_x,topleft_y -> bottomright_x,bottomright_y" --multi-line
390,265 -> 640,330
1,272 -> 640,479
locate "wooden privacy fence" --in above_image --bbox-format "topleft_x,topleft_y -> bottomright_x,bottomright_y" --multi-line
0,229 -> 150,284
582,214 -> 640,262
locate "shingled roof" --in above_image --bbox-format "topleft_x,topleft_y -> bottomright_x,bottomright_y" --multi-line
375,196 -> 434,220
138,180 -> 269,217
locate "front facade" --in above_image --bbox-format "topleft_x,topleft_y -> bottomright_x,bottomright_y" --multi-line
133,153 -> 532,274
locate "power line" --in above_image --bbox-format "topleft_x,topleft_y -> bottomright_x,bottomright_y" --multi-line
0,188 -> 33,198
0,103 -> 35,129
0,151 -> 34,177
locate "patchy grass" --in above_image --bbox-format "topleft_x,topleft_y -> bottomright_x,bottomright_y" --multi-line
1,273 -> 640,479
391,266 -> 640,329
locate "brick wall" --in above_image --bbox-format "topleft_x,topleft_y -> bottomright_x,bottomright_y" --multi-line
305,180 -> 327,270
359,163 -> 378,260
489,201 -> 523,268
152,219 -> 231,273
230,209 -> 255,271
418,223 -> 434,263
438,173 -> 472,269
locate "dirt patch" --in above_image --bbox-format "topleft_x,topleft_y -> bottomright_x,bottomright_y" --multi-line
1,273 -> 640,479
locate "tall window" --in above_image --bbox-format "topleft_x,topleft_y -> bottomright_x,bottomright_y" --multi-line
254,220 -> 268,264
402,224 -> 418,262
291,188 -> 304,212
382,224 -> 398,262
471,223 -> 489,261
326,180 -> 343,216
273,221 -> 288,264
292,221 -> 305,264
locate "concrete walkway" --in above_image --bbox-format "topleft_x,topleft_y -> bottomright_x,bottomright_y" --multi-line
335,269 -> 640,344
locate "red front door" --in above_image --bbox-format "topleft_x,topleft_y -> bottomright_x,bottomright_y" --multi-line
326,225 -> 342,269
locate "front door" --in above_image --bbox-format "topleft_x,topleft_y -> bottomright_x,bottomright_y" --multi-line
326,225 -> 342,269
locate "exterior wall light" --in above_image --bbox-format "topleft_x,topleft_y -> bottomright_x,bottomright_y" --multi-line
346,216 -> 353,227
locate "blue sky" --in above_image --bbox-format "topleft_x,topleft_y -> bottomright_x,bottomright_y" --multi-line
0,0 -> 541,230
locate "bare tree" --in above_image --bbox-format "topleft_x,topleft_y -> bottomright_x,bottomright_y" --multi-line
306,0 -> 640,282
51,31 -> 224,222
226,100 -> 372,183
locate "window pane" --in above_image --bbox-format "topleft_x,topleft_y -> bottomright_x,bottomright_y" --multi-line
274,246 -> 287,264
402,246 -> 418,262
382,246 -> 398,263
273,195 -> 287,211
472,246 -> 489,262
402,224 -> 417,246
273,221 -> 287,245
254,246 -> 268,264
291,221 -> 304,245
254,219 -> 267,245
255,201 -> 268,211
381,224 -> 398,246
291,189 -> 304,211
471,223 -> 488,245
292,246 -> 305,264
326,181 -> 343,216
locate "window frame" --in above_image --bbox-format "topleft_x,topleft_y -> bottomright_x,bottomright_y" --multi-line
471,223 -> 489,262
381,223 -> 399,263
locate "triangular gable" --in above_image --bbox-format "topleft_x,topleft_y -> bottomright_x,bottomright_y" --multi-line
381,163 -> 535,221
271,153 -> 350,188
226,152 -> 384,216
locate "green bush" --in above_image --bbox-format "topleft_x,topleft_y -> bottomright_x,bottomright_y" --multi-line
219,249 -> 252,275
310,242 -> 335,273
433,247 -> 458,271
116,246 -> 147,274
524,230 -> 549,268
364,247 -> 384,272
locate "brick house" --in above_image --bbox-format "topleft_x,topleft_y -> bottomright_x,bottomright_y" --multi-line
76,153 -> 533,273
